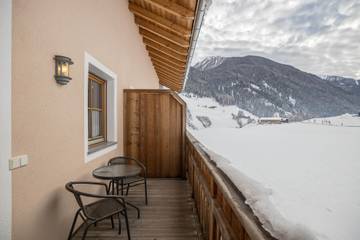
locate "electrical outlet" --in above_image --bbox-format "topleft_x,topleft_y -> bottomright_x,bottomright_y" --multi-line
9,155 -> 28,170
20,155 -> 28,166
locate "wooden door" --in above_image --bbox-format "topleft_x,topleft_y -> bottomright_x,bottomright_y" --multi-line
124,90 -> 186,178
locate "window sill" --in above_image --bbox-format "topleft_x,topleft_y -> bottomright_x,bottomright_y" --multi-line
86,141 -> 117,163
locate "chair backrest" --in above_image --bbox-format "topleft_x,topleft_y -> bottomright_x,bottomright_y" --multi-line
108,156 -> 132,165
65,181 -> 110,220
66,182 -> 87,215
108,156 -> 146,175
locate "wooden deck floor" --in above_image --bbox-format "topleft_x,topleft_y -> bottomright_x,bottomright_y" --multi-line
74,179 -> 203,240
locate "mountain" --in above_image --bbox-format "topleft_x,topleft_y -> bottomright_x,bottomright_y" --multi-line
184,56 -> 360,120
320,75 -> 360,95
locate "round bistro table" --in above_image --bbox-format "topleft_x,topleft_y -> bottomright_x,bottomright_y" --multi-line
93,164 -> 142,218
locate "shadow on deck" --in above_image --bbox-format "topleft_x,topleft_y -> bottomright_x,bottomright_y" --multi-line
74,179 -> 203,240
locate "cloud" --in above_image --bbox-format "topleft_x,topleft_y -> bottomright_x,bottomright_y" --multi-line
192,0 -> 360,79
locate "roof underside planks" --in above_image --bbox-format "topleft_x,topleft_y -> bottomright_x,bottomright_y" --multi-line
129,0 -> 200,92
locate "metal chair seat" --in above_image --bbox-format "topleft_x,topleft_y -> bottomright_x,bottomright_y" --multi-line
85,198 -> 125,220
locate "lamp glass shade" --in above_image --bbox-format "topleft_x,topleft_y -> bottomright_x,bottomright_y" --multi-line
56,63 -> 62,76
61,62 -> 69,77
54,55 -> 73,85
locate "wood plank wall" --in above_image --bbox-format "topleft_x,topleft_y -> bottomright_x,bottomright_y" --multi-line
186,133 -> 276,240
124,89 -> 186,178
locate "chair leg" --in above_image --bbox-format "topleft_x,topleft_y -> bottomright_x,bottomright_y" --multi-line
81,223 -> 91,240
118,213 -> 122,235
68,208 -> 81,240
110,216 -> 115,229
121,179 -> 124,195
112,180 -> 116,195
144,179 -> 148,205
126,184 -> 130,195
126,201 -> 140,219
124,209 -> 131,240
116,179 -> 119,195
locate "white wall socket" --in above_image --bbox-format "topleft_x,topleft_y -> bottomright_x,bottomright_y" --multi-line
9,155 -> 28,170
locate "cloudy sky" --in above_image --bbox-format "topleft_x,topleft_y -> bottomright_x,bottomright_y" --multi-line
192,0 -> 360,79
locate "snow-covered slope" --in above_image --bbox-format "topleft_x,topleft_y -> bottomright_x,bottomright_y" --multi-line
181,93 -> 258,129
193,56 -> 225,70
320,74 -> 360,86
190,115 -> 360,240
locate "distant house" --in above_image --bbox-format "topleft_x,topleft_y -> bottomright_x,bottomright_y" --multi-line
258,117 -> 289,124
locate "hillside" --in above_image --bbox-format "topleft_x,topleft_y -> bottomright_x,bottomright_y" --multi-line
184,56 -> 360,120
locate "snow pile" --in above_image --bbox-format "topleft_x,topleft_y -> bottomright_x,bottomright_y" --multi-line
190,117 -> 360,240
205,148 -> 316,240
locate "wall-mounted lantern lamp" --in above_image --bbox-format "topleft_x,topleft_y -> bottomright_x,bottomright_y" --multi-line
54,55 -> 74,85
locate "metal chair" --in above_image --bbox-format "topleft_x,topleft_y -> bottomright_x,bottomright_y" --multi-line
65,181 -> 131,240
108,156 -> 148,205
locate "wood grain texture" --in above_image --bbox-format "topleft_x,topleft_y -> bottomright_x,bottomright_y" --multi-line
141,29 -> 189,55
73,179 -> 203,240
124,90 -> 186,178
129,2 -> 191,37
128,0 -> 200,91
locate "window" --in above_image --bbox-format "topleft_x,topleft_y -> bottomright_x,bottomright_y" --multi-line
88,73 -> 107,147
84,52 -> 117,163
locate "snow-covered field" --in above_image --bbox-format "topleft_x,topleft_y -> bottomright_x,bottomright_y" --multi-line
189,116 -> 360,240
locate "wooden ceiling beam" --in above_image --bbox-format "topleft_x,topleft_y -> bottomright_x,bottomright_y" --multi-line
155,67 -> 184,79
157,71 -> 181,83
146,46 -> 187,64
159,77 -> 182,90
135,17 -> 190,47
159,80 -> 182,91
149,50 -> 186,67
154,64 -> 184,76
158,76 -> 182,88
158,74 -> 182,88
152,58 -> 186,71
143,38 -> 187,56
143,0 -> 194,19
159,77 -> 181,87
145,43 -> 187,62
149,54 -> 186,69
140,29 -> 188,55
129,2 -> 191,37
153,62 -> 184,75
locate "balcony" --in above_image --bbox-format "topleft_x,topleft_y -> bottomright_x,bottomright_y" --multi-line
70,140 -> 273,240
69,90 -> 274,240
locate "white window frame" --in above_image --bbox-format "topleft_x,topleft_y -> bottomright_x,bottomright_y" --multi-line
0,0 -> 12,238
84,52 -> 117,163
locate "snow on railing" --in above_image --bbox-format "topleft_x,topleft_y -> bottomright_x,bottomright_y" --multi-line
186,132 -> 276,240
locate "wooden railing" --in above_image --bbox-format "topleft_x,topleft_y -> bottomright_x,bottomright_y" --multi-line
186,133 -> 275,240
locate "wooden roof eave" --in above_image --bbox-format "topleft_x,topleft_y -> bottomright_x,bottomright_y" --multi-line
129,0 -> 204,91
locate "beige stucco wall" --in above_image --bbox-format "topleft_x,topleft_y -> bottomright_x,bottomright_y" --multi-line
11,0 -> 159,239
